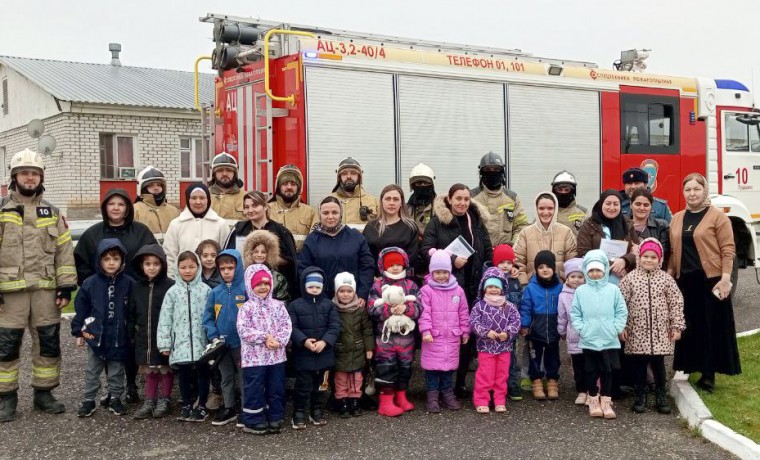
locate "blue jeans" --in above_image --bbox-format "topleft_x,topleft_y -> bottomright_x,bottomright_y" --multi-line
425,370 -> 454,391
528,340 -> 560,381
242,363 -> 285,426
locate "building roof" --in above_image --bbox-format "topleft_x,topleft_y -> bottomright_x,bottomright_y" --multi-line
0,55 -> 215,110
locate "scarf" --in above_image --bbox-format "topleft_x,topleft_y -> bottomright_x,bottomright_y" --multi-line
537,274 -> 560,288
185,183 -> 211,219
425,273 -> 458,290
313,221 -> 344,237
333,293 -> 361,313
484,293 -> 506,307
591,189 -> 627,241
685,174 -> 712,212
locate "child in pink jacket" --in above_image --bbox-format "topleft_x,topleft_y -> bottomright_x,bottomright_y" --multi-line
419,249 -> 470,413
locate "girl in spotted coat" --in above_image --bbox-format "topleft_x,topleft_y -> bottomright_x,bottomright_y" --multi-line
619,238 -> 685,415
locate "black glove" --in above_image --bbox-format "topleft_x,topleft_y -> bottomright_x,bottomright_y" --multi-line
56,286 -> 74,302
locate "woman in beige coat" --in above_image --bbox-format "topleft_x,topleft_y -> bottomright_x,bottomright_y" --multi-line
513,191 -> 577,286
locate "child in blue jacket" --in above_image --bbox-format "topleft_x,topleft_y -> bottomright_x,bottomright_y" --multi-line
203,249 -> 246,426
519,250 -> 563,401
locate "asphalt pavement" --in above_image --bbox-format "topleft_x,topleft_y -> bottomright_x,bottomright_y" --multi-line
5,269 -> 759,459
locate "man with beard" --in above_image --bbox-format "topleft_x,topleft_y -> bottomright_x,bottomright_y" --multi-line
133,165 -> 180,244
471,152 -> 528,246
619,167 -> 672,223
208,152 -> 246,224
0,149 -> 77,421
406,163 -> 437,236
268,164 -> 318,252
330,157 -> 378,231
551,171 -> 587,236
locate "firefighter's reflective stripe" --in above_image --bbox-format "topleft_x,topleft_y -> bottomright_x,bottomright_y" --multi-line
37,279 -> 56,289
0,370 -> 19,383
36,217 -> 57,228
56,230 -> 72,246
568,213 -> 586,221
56,265 -> 76,276
32,366 -> 59,379
0,213 -> 22,225
0,280 -> 27,292
514,214 -> 529,225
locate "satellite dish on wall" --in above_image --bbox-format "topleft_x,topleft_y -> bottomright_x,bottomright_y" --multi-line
38,135 -> 57,155
27,119 -> 45,139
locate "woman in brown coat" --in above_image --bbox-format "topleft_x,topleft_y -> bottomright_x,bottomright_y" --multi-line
620,238 -> 685,414
668,173 -> 741,393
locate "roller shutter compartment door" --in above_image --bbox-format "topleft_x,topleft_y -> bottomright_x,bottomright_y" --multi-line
304,67 -> 396,205
398,76 -> 506,193
508,85 -> 601,220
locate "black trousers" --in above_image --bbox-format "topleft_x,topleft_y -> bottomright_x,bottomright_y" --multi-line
630,355 -> 666,389
293,369 -> 328,414
570,354 -> 587,393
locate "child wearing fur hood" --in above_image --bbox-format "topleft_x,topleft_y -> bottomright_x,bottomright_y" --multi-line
619,238 -> 684,415
242,230 -> 291,301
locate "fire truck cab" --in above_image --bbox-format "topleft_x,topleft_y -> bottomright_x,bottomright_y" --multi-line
200,13 -> 759,283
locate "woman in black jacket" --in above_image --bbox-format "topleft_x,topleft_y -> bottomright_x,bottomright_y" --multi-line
420,183 -> 493,397
363,184 -> 420,275
630,188 -> 671,267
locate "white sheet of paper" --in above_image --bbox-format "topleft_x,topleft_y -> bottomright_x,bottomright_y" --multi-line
445,235 -> 475,259
235,236 -> 247,250
599,239 -> 628,260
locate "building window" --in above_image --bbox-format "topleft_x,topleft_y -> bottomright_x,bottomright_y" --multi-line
0,147 -> 6,185
620,93 -> 680,154
2,79 -> 7,115
99,134 -> 135,179
180,137 -> 209,180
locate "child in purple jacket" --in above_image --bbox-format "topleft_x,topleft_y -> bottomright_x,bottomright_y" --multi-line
419,249 -> 470,413
469,268 -> 521,414
556,258 -> 586,405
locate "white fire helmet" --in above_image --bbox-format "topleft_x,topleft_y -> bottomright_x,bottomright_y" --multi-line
409,163 -> 436,188
9,148 -> 45,177
551,170 -> 578,187
137,165 -> 167,193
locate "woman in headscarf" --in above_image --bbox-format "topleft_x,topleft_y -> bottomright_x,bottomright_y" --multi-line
162,183 -> 230,273
668,173 -> 741,392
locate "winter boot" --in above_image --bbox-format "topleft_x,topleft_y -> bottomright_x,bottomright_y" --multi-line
348,398 -> 362,417
0,392 -> 18,422
33,389 -> 65,414
439,389 -> 462,410
338,399 -> 351,418
394,389 -> 415,412
153,398 -> 170,418
588,395 -> 603,417
574,392 -> 587,405
133,399 -> 155,419
426,390 -> 441,413
631,387 -> 647,414
377,389 -> 404,417
655,387 -> 672,414
601,396 -> 616,419
125,385 -> 140,404
546,379 -> 559,400
532,379 -> 546,400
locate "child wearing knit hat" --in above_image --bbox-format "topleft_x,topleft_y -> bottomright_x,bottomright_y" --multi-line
332,272 -> 374,417
418,249 -> 470,413
492,244 -> 525,401
556,258 -> 587,405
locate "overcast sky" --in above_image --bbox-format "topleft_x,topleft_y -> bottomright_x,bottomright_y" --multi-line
4,0 -> 760,97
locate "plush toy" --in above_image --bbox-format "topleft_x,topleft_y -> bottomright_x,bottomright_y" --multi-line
374,285 -> 417,343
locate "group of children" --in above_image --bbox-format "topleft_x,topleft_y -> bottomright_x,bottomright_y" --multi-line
71,229 -> 685,433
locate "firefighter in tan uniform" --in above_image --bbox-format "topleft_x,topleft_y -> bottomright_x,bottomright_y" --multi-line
133,166 -> 180,244
471,152 -> 529,246
406,163 -> 437,236
268,164 -> 318,252
330,157 -> 379,231
208,152 -> 246,225
0,149 -> 76,422
551,170 -> 587,236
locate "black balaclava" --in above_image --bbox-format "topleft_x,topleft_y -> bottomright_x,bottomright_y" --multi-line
185,183 -> 211,219
408,183 -> 436,207
141,182 -> 166,206
553,185 -> 576,208
481,169 -> 505,190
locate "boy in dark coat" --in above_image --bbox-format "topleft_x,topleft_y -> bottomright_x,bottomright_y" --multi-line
287,267 -> 341,429
128,244 -> 175,419
72,239 -> 134,417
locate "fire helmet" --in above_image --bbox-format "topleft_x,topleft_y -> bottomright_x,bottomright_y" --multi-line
336,157 -> 363,176
137,165 -> 167,193
409,163 -> 435,188
551,170 -> 578,187
9,148 -> 45,177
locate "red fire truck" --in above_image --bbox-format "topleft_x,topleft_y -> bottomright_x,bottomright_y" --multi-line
199,12 -> 759,280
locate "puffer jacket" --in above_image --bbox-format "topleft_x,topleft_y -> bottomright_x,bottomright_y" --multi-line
156,252 -> 211,365
619,238 -> 685,356
333,293 -> 374,373
635,217 -> 671,269
72,239 -> 134,361
162,207 -> 230,276
513,191 -> 577,286
418,273 -> 469,371
133,194 -> 180,244
520,273 -> 563,344
556,284 -> 581,354
470,268 -> 521,354
331,185 -> 379,230
203,249 -> 246,349
421,196 -> 494,303
128,244 -> 174,366
570,250 -> 628,351
242,229 -> 291,301
368,248 -> 422,344
237,264 -> 292,368
287,267 -> 342,371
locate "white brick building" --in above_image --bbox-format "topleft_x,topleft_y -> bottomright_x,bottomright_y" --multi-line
0,54 -> 215,218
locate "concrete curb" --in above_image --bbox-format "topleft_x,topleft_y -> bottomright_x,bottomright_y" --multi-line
670,330 -> 760,460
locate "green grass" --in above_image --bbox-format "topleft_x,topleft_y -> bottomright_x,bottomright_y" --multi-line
60,289 -> 77,314
689,333 -> 760,443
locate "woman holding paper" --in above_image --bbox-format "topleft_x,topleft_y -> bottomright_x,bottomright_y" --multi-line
421,183 -> 493,398
668,173 -> 740,393
513,191 -> 578,286
577,189 -> 639,283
